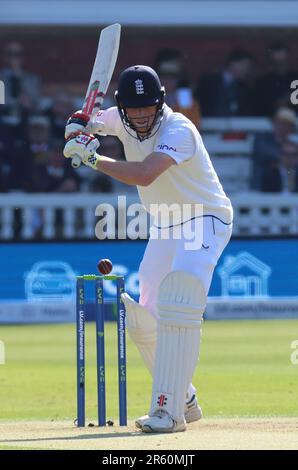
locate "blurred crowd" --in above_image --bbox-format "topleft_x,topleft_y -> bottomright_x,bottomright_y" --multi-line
0,40 -> 298,194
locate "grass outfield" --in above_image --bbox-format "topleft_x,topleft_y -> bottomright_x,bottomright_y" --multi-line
0,319 -> 297,423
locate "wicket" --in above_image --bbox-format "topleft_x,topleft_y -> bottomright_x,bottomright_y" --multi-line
76,274 -> 127,427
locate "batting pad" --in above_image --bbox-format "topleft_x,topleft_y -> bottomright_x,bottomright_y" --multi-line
150,271 -> 205,421
121,293 -> 157,374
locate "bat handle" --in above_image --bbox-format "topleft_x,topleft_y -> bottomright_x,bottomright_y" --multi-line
71,155 -> 82,169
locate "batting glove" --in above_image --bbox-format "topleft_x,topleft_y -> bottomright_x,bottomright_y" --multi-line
65,110 -> 90,140
65,110 -> 105,140
63,132 -> 101,170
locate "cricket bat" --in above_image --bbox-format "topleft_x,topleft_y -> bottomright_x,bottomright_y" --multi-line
71,23 -> 121,168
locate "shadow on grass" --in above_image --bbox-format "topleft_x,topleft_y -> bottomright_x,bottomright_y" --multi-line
0,429 -> 161,444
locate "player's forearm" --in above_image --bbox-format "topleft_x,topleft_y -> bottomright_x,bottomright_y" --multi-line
96,154 -> 150,186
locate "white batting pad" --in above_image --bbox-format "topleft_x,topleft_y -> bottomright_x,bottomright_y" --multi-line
157,270 -> 205,327
150,271 -> 205,421
121,293 -> 157,374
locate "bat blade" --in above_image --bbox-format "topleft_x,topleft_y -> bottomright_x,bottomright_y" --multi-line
83,23 -> 121,114
72,23 -> 121,168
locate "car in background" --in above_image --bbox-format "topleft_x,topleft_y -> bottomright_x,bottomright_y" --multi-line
25,261 -> 76,301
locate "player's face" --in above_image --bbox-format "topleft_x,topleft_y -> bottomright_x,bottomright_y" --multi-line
125,105 -> 157,134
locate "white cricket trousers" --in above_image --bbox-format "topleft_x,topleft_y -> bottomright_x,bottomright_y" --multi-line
139,215 -> 232,316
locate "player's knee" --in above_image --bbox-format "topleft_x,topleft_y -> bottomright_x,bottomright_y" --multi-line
138,264 -> 160,315
138,260 -> 153,285
157,271 -> 206,328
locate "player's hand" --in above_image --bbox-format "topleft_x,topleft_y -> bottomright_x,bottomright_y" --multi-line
65,110 -> 90,140
63,132 -> 101,170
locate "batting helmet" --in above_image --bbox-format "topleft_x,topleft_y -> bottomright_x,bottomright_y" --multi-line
115,65 -> 165,140
115,65 -> 165,108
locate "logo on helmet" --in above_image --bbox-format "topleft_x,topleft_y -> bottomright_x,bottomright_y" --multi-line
135,79 -> 144,95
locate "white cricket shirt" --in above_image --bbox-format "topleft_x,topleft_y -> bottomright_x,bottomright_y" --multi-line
92,105 -> 233,224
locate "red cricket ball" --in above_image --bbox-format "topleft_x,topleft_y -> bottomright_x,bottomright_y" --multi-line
97,259 -> 113,275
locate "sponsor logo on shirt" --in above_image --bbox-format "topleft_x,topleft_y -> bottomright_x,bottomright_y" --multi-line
157,144 -> 177,152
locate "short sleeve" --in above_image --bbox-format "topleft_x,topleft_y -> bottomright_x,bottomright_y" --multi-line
154,124 -> 195,164
91,106 -> 122,137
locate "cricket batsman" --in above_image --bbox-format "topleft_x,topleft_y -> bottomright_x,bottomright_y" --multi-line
64,65 -> 233,433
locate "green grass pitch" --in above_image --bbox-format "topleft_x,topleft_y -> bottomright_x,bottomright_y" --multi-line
0,319 -> 297,423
